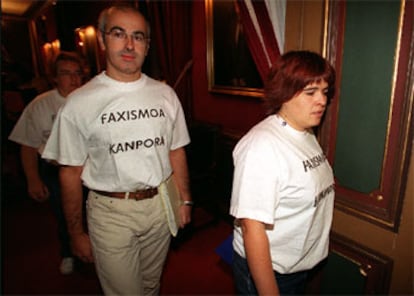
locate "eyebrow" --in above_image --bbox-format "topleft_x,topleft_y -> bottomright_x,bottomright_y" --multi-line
107,26 -> 123,32
59,70 -> 82,73
108,26 -> 146,35
303,86 -> 329,92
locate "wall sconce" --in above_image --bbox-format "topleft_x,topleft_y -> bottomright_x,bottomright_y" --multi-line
75,25 -> 101,77
42,38 -> 60,78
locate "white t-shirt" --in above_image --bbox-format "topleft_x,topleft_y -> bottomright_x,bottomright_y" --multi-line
8,89 -> 66,154
230,114 -> 334,274
42,72 -> 190,191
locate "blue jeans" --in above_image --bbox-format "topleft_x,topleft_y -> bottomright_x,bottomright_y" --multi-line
232,250 -> 308,295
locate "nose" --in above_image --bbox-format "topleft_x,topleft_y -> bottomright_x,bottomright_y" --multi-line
125,35 -> 135,50
70,73 -> 81,84
317,91 -> 328,106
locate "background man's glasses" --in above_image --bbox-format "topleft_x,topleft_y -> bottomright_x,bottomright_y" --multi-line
57,71 -> 83,77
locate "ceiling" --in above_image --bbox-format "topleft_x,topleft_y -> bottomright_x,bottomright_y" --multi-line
1,0 -> 54,18
2,0 -> 35,16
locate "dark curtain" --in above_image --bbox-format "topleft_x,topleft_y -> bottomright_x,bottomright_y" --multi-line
145,1 -> 193,121
236,0 -> 281,81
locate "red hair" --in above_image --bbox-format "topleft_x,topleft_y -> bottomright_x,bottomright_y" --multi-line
264,51 -> 336,115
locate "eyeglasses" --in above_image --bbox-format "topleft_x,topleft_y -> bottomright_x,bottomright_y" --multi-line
57,71 -> 83,78
102,28 -> 149,44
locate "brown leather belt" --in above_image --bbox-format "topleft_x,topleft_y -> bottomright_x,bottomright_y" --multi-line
94,188 -> 158,201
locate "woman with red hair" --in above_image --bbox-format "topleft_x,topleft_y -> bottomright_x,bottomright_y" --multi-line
230,50 -> 336,295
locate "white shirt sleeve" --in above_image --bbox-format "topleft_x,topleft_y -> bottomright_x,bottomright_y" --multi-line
230,130 -> 280,225
42,108 -> 88,165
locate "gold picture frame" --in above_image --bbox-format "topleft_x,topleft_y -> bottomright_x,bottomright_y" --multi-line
320,0 -> 413,231
205,0 -> 263,98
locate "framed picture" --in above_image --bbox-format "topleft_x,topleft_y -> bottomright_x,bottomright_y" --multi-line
205,0 -> 263,98
320,0 -> 413,231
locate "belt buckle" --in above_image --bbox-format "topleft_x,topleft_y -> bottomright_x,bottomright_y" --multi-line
130,191 -> 142,200
128,188 -> 157,200
129,189 -> 148,200
126,191 -> 138,200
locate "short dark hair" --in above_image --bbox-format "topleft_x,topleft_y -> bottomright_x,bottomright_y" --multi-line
264,50 -> 336,115
52,51 -> 83,77
97,4 -> 150,38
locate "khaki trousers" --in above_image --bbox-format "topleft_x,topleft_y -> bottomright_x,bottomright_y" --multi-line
87,190 -> 171,295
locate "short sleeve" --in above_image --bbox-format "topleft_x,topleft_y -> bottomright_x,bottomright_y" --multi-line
42,110 -> 88,165
230,130 -> 280,225
169,91 -> 190,150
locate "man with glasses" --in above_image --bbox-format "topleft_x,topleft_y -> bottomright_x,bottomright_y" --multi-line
42,4 -> 192,295
9,51 -> 85,275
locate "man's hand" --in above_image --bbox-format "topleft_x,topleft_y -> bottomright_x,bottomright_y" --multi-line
169,148 -> 192,229
59,165 -> 89,261
27,178 -> 49,202
179,204 -> 192,228
20,145 -> 49,202
71,232 -> 94,263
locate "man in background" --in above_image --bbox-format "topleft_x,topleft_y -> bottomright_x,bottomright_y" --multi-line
9,51 -> 85,275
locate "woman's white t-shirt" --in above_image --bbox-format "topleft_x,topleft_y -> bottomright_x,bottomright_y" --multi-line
230,114 -> 334,274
